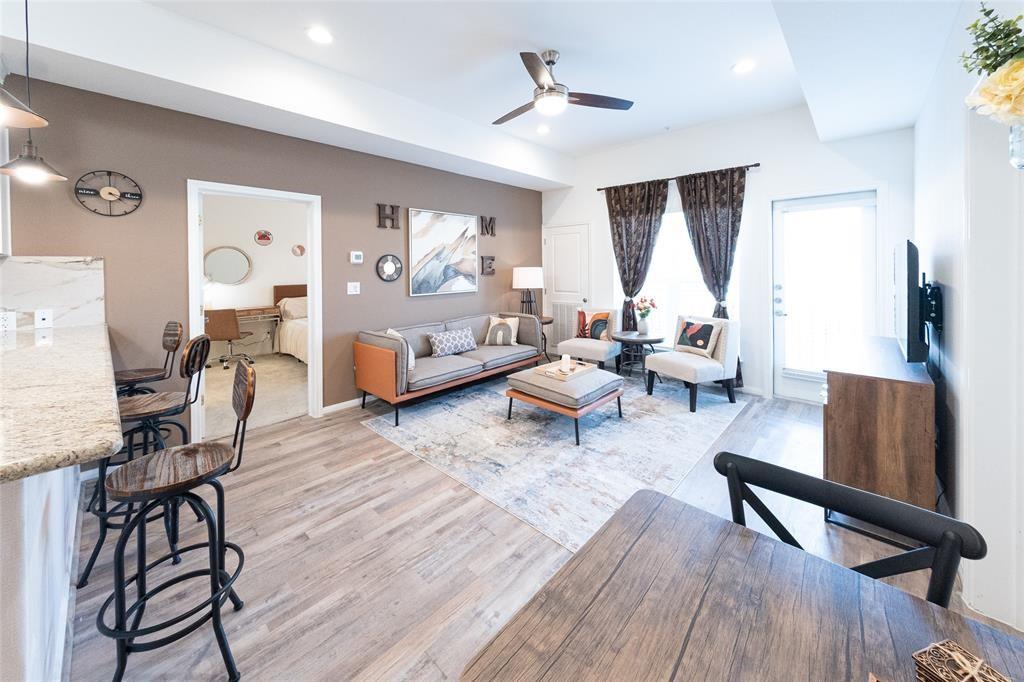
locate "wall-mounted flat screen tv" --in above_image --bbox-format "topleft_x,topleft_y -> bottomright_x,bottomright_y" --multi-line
895,240 -> 929,363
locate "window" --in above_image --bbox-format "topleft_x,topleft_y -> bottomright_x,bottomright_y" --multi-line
639,211 -> 721,345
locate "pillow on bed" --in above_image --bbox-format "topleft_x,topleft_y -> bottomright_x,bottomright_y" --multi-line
279,296 -> 308,320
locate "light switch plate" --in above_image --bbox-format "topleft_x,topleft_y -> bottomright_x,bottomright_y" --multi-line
349,251 -> 364,264
0,311 -> 15,349
34,309 -> 54,328
34,328 -> 52,347
347,281 -> 360,295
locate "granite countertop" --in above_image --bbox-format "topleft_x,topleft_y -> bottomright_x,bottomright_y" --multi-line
0,324 -> 123,483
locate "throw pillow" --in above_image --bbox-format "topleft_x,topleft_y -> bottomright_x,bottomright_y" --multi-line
484,315 -> 519,346
385,328 -> 416,373
576,309 -> 611,340
428,327 -> 477,357
675,319 -> 722,359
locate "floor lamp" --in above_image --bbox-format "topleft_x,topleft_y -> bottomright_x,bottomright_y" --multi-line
512,266 -> 543,316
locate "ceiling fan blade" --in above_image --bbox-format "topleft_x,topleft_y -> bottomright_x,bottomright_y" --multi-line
492,102 -> 535,125
520,52 -> 555,89
569,92 -> 634,110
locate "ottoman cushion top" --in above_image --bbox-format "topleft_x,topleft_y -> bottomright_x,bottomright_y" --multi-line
507,367 -> 624,409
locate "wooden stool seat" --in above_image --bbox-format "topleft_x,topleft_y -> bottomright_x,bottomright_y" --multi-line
105,442 -> 235,503
114,367 -> 166,385
118,392 -> 187,420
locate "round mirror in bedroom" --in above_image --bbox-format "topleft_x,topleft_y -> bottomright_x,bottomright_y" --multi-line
204,246 -> 252,285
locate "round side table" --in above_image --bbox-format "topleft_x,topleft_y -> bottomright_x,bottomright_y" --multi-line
539,316 -> 554,361
610,331 -> 664,377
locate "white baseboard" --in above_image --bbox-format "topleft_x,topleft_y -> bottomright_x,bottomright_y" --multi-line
321,394 -> 378,415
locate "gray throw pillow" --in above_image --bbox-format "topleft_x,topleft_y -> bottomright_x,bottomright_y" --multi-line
428,327 -> 477,357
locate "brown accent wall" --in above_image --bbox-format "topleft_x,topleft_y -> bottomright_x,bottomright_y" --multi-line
8,79 -> 542,408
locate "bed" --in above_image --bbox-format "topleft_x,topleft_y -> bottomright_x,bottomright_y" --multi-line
274,284 -> 309,364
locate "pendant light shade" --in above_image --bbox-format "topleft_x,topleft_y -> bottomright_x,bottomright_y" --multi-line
0,141 -> 67,183
0,85 -> 48,128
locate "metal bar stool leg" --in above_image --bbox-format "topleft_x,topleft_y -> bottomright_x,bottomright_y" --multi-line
211,479 -> 244,611
78,457 -> 110,588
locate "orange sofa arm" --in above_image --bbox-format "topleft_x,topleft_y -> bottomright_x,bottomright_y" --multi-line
354,341 -> 400,403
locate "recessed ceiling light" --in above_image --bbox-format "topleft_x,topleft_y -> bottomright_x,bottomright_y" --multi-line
306,25 -> 333,45
731,58 -> 756,75
537,124 -> 550,135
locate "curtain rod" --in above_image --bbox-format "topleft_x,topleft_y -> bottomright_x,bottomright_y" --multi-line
595,163 -> 761,192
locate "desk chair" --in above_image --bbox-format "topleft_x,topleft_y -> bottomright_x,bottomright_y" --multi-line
205,309 -> 254,369
713,451 -> 987,607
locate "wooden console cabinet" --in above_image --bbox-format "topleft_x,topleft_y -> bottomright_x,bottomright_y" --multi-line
823,337 -> 935,510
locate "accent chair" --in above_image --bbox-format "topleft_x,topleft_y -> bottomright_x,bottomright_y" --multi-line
556,308 -> 622,371
645,315 -> 739,412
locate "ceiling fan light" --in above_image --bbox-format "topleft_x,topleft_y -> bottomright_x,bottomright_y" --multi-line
0,85 -> 48,128
534,90 -> 568,117
0,141 -> 67,184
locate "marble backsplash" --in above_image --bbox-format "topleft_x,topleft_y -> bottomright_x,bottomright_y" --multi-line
0,256 -> 106,328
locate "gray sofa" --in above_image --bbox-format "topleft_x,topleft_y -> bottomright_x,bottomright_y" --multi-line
354,312 -> 544,424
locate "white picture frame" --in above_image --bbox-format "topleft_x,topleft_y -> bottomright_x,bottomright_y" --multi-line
408,208 -> 479,296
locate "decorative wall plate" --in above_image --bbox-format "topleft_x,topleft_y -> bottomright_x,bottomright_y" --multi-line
254,230 -> 273,246
74,170 -> 143,217
291,244 -> 306,256
376,254 -> 403,282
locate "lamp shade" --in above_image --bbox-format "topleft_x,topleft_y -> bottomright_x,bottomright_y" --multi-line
0,141 -> 67,183
512,266 -> 543,290
0,86 -> 48,128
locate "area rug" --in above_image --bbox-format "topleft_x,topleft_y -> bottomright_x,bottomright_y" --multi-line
362,375 -> 746,551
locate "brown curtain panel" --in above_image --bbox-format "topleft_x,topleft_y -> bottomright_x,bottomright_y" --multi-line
676,166 -> 747,385
604,180 -> 670,331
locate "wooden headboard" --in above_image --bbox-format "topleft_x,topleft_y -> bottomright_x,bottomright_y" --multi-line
273,284 -> 307,305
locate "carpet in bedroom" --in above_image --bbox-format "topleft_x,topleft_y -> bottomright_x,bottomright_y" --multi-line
362,374 -> 747,551
204,353 -> 307,439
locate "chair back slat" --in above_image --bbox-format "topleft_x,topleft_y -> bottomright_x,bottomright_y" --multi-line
162,321 -> 184,352
232,361 -> 256,421
713,451 -> 987,608
180,335 -> 211,379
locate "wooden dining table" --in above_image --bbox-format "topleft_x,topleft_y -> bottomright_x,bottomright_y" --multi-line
463,490 -> 1024,681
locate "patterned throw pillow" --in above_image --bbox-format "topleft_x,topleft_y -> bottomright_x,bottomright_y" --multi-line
428,327 -> 477,357
576,309 -> 611,340
484,315 -> 519,346
385,328 -> 415,373
675,319 -> 722,359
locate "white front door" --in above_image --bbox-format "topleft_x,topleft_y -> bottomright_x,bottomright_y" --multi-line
542,224 -> 591,348
772,191 -> 877,402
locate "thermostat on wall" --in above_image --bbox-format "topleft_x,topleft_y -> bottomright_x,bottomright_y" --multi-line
350,251 -> 364,264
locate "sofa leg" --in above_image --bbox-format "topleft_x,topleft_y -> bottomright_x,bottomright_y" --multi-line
394,405 -> 400,427
507,397 -> 513,420
646,371 -> 656,395
725,379 -> 736,403
598,361 -> 605,370
361,391 -> 367,409
689,383 -> 698,413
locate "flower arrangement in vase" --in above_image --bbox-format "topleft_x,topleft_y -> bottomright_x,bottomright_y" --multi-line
961,3 -> 1024,169
635,296 -> 657,334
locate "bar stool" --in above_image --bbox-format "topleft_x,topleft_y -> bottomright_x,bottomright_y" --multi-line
115,321 -> 183,397
97,360 -> 255,682
78,335 -> 210,588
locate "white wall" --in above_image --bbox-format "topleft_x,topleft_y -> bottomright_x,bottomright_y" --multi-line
203,194 -> 307,356
914,0 -> 1024,629
542,105 -> 915,396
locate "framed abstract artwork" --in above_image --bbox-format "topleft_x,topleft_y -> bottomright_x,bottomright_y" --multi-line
408,208 -> 478,296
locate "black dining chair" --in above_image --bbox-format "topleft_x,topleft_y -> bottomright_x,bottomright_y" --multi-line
712,451 -> 987,608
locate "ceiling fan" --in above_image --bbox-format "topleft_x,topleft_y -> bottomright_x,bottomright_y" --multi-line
492,50 -> 634,125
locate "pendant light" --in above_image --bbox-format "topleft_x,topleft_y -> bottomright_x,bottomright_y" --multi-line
0,0 -> 65,184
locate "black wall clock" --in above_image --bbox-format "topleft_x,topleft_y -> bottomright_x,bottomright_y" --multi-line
74,170 -> 143,217
376,254 -> 403,282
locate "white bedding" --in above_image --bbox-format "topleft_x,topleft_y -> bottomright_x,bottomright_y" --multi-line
277,317 -> 309,364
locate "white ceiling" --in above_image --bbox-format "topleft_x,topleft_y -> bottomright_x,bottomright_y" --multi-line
151,1 -> 806,156
773,1 -> 962,141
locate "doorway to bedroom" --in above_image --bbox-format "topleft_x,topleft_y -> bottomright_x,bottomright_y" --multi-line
187,180 -> 323,442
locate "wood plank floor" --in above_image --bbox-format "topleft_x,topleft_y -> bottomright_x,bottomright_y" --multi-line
68,395 -> 1020,680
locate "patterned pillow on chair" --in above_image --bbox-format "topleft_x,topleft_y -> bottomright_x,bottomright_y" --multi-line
675,319 -> 722,359
576,309 -> 611,340
428,327 -> 477,357
484,315 -> 519,346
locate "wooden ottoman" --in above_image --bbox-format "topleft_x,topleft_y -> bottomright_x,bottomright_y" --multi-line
506,366 -> 625,445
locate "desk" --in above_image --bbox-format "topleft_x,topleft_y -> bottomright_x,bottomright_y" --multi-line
234,306 -> 281,352
464,490 -> 1024,681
